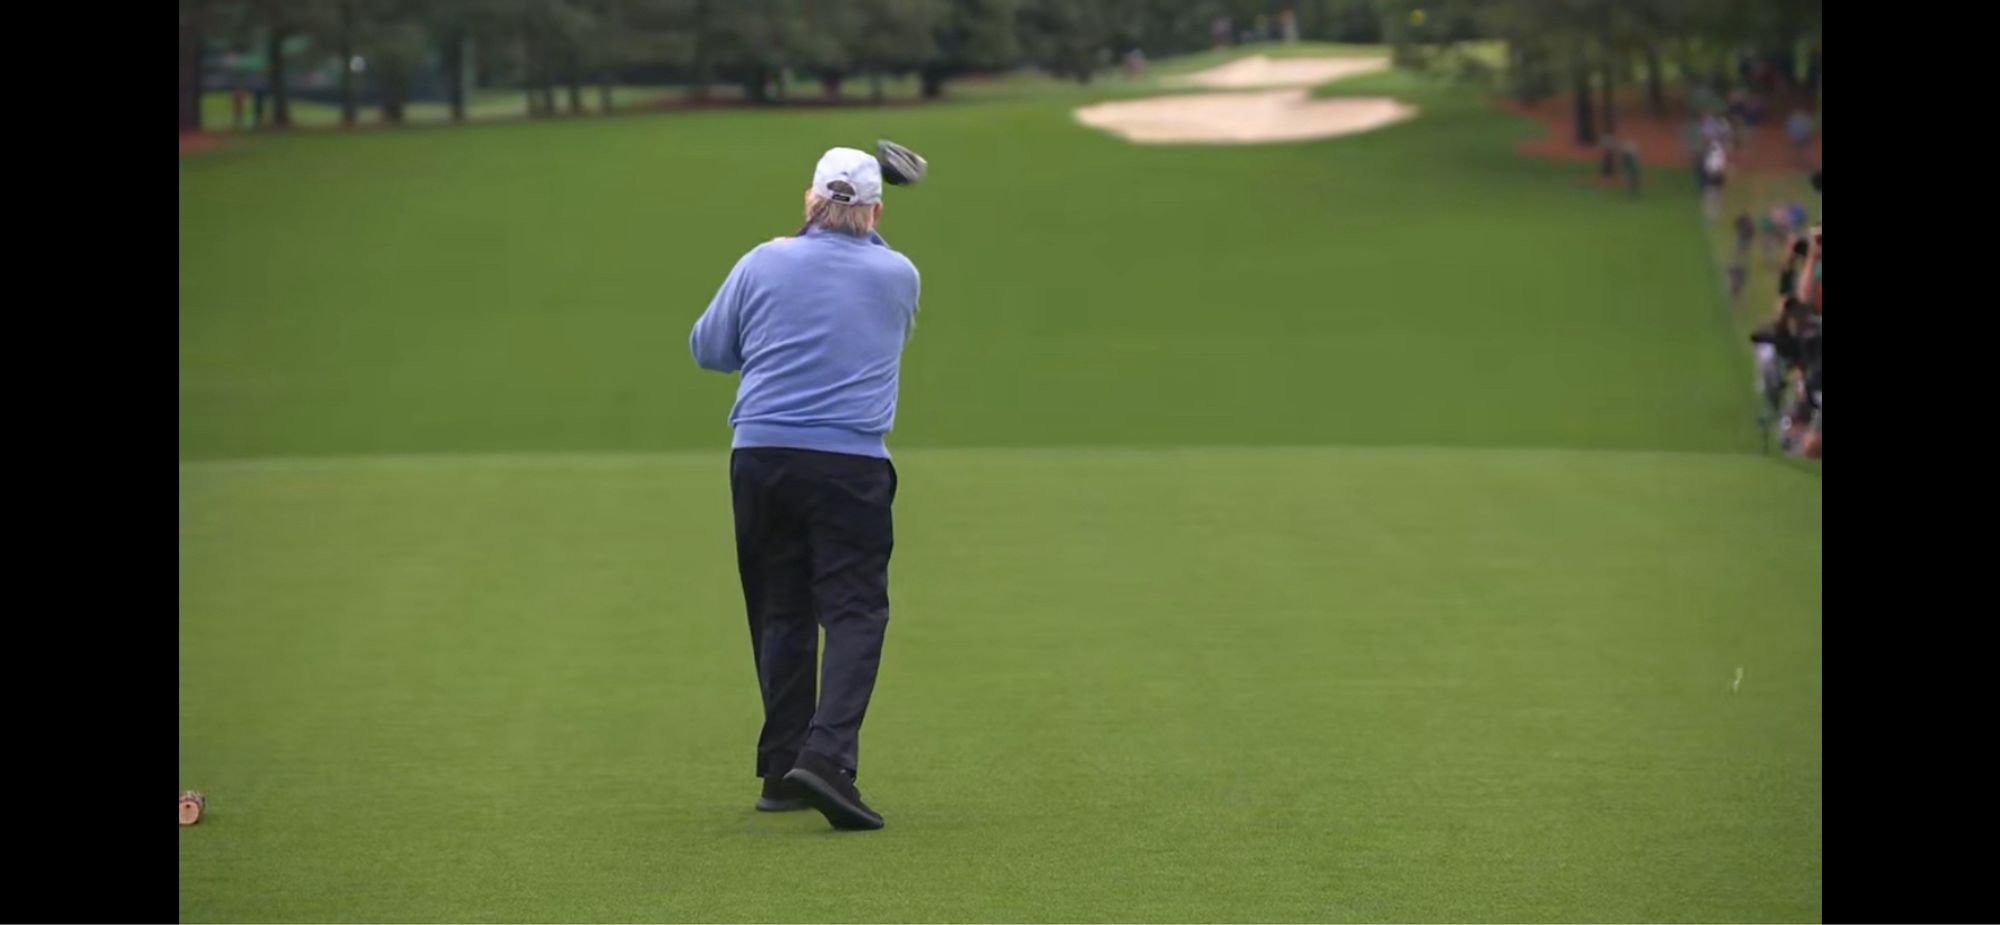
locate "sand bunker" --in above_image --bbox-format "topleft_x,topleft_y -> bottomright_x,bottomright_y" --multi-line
1074,88 -> 1415,145
1164,54 -> 1390,89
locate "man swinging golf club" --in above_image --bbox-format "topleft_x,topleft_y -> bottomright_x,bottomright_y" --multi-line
689,142 -> 925,831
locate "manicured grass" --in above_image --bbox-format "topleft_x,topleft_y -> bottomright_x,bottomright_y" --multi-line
180,446 -> 1820,923
179,65 -> 1751,460
180,48 -> 1819,922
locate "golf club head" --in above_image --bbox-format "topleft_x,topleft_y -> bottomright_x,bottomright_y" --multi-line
877,139 -> 927,186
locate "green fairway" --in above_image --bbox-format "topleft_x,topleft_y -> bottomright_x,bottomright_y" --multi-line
180,54 -> 1819,922
180,447 -> 1819,923
179,75 -> 1751,459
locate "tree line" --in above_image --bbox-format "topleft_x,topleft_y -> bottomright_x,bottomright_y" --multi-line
177,0 -> 1819,137
177,0 -> 1406,131
1415,0 -> 1822,145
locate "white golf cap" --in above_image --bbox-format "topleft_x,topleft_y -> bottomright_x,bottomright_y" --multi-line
812,147 -> 883,206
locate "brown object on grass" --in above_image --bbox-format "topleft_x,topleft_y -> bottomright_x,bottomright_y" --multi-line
179,791 -> 206,826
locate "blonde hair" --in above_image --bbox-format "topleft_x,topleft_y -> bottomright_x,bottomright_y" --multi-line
803,182 -> 879,236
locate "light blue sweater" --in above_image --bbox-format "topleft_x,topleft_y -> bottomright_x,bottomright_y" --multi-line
690,228 -> 921,458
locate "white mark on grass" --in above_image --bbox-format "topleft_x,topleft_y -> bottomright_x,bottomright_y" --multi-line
1731,667 -> 1744,693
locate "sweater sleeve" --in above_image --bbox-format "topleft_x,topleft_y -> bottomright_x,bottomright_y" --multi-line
691,251 -> 754,373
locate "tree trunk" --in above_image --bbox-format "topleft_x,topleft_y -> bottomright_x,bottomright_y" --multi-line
688,40 -> 708,99
1643,44 -> 1663,114
1600,47 -> 1617,136
526,32 -> 550,117
560,47 -> 582,114
381,86 -> 403,123
1504,40 -> 1536,104
1572,51 -> 1596,147
521,35 -> 537,116
1521,43 -> 1539,102
339,4 -> 357,126
443,33 -> 466,123
869,71 -> 884,104
266,30 -> 291,128
920,67 -> 946,100
689,0 -> 710,98
382,58 -> 408,124
179,0 -> 207,133
1521,41 -> 1546,102
821,73 -> 842,100
1674,37 -> 1697,92
1509,41 -> 1526,103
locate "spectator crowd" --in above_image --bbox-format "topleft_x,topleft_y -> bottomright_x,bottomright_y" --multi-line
1743,168 -> 1821,459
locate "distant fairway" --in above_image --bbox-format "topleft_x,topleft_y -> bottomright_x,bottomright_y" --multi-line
180,54 -> 1820,923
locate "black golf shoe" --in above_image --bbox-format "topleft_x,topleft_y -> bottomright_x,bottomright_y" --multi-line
756,775 -> 808,812
783,751 -> 884,831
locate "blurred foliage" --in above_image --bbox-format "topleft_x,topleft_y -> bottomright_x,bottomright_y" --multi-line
180,0 -> 1822,134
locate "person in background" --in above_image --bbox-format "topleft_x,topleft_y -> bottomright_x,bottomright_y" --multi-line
1778,224 -> 1820,314
1726,90 -> 1751,148
1682,118 -> 1707,187
1701,112 -> 1732,150
1123,48 -> 1147,80
1701,142 -> 1727,223
1750,297 -> 1821,452
231,85 -> 246,131
1797,224 -> 1820,314
1787,109 -> 1814,151
1758,207 -> 1785,266
1778,233 -> 1807,298
1619,140 -> 1641,198
1734,212 -> 1755,260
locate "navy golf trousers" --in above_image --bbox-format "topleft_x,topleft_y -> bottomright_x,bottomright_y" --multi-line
730,446 -> 896,779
